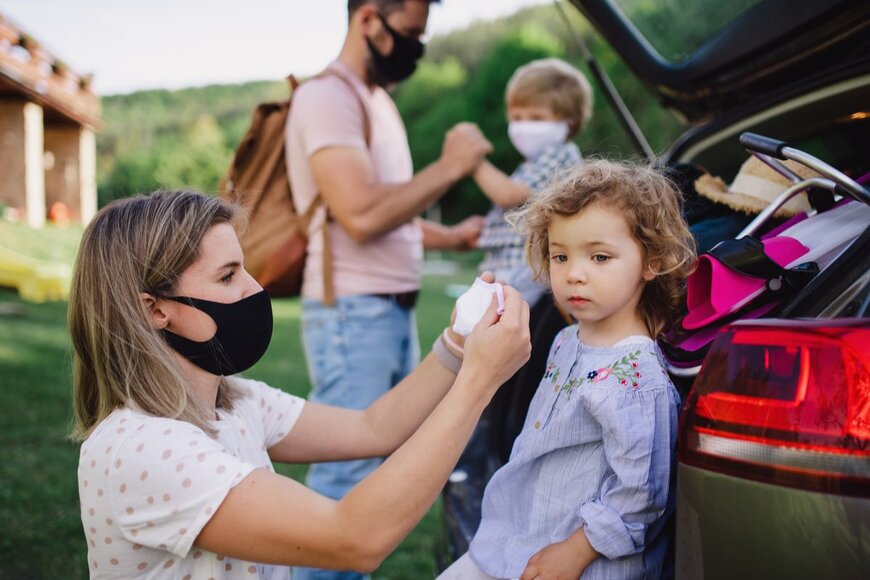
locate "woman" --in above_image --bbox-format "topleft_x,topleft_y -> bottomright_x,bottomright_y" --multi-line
70,190 -> 530,578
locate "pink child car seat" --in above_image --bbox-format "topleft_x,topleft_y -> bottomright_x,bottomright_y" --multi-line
664,199 -> 870,369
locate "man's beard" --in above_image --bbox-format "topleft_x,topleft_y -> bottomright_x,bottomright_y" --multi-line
364,52 -> 393,89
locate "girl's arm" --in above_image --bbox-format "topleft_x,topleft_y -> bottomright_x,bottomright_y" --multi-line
576,381 -> 678,560
473,160 -> 531,209
195,288 -> 531,571
522,380 -> 676,578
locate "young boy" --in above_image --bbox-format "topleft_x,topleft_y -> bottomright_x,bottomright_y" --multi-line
463,58 -> 594,468
474,57 -> 593,307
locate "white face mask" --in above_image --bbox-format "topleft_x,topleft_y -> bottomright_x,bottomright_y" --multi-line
452,277 -> 506,336
508,120 -> 570,160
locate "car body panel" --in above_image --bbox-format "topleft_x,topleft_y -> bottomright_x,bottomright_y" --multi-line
676,464 -> 870,579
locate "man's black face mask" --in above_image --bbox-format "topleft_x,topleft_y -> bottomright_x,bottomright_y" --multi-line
365,12 -> 425,86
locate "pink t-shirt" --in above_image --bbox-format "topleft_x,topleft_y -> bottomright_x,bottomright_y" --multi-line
286,61 -> 422,300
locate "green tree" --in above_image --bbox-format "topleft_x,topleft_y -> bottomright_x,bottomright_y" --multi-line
98,81 -> 286,204
153,115 -> 230,192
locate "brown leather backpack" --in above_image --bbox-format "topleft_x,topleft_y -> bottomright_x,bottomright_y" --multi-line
219,71 -> 369,304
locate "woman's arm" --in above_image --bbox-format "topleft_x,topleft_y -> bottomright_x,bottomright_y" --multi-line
473,160 -> 531,209
269,273 -> 493,465
195,288 -> 531,571
267,351 -> 461,464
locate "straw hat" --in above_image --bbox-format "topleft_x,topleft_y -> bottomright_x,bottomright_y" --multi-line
694,156 -> 822,217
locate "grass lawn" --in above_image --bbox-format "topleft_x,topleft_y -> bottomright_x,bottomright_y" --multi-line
0,220 -> 82,264
0,258 -> 476,578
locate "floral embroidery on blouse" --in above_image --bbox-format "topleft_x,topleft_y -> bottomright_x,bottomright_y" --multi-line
560,377 -> 583,395
544,329 -> 573,386
585,349 -> 643,389
544,362 -> 561,384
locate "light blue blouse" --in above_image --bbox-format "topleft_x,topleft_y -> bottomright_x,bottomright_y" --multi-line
469,327 -> 680,579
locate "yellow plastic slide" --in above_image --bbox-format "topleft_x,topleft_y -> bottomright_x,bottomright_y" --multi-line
0,245 -> 71,302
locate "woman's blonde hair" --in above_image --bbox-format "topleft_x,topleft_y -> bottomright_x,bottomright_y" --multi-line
68,190 -> 246,441
506,57 -> 593,135
510,159 -> 696,338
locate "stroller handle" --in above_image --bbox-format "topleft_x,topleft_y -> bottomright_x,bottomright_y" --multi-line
737,177 -> 836,239
740,132 -> 870,205
739,133 -> 788,158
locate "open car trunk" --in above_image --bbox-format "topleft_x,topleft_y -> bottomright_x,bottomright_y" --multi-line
568,0 -> 870,123
436,0 -> 870,571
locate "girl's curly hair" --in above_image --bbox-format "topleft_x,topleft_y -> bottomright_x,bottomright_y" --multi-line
509,159 -> 697,338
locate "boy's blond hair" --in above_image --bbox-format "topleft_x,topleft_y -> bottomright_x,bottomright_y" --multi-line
509,159 -> 696,338
506,58 -> 593,135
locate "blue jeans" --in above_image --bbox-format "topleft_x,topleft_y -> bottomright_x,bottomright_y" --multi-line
293,295 -> 419,580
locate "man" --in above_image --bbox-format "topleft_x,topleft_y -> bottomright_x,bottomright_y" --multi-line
286,2 -> 491,578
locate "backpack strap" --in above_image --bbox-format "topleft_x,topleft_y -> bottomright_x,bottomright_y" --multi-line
318,69 -> 372,145
298,68 -> 372,307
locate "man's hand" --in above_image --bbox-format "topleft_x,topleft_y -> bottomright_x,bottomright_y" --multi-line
448,214 -> 484,251
519,530 -> 599,580
440,122 -> 492,180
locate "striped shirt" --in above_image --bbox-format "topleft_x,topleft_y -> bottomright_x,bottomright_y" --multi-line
478,142 -> 581,304
469,327 -> 680,579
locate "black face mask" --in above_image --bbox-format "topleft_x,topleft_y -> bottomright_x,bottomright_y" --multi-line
365,12 -> 425,85
161,289 -> 273,376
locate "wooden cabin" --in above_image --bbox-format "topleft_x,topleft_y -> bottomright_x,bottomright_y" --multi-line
0,14 -> 101,227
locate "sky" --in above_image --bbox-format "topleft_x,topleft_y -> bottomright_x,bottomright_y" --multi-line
0,0 -> 549,95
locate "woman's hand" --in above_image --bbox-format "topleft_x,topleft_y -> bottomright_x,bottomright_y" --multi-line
444,271 -> 499,354
460,283 -> 530,396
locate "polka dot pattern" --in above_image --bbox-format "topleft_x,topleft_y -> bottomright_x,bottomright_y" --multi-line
77,378 -> 302,578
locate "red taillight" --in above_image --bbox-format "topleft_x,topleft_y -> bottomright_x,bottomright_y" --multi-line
679,319 -> 870,497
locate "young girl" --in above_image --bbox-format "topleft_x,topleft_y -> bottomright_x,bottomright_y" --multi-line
439,160 -> 696,579
69,190 -> 530,579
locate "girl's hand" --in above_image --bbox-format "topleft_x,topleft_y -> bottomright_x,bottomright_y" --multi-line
520,530 -> 598,580
520,540 -> 587,580
460,283 -> 530,395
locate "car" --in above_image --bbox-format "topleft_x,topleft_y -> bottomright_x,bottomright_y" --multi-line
437,0 -> 870,577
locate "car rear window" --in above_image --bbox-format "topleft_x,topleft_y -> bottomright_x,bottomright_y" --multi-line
613,0 -> 763,62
